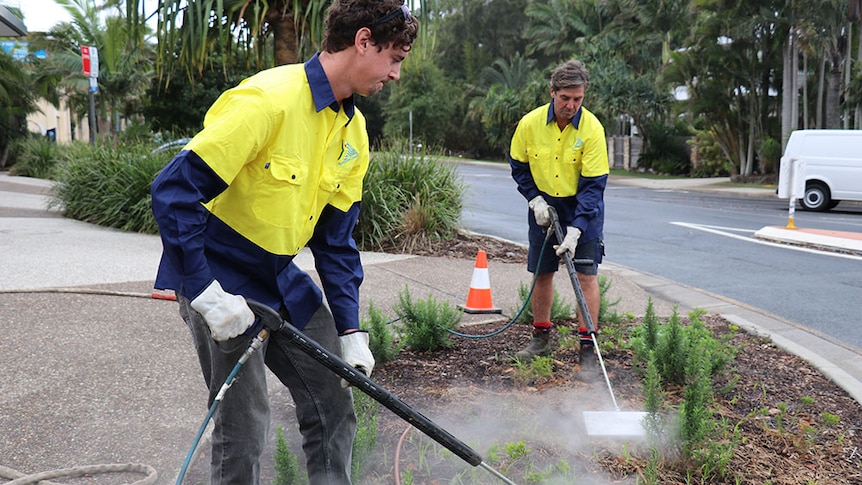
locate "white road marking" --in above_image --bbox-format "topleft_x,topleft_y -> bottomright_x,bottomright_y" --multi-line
670,222 -> 862,261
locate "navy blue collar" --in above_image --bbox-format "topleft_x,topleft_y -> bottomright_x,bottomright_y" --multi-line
305,53 -> 355,120
546,102 -> 582,129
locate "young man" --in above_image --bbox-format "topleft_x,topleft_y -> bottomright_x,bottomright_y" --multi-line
150,1 -> 417,483
509,59 -> 609,365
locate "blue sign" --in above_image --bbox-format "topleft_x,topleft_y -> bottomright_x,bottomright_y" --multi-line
0,40 -> 47,60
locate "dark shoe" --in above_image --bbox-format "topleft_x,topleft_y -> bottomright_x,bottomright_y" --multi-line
515,331 -> 551,363
579,342 -> 597,369
578,332 -> 599,369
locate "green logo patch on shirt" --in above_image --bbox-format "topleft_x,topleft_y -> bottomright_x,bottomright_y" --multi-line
339,141 -> 359,166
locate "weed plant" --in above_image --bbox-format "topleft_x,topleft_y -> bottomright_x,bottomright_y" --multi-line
512,354 -> 555,383
361,300 -> 401,364
394,286 -> 462,351
356,140 -> 464,252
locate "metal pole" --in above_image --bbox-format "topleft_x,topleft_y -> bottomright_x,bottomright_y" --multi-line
88,77 -> 97,144
785,157 -> 798,229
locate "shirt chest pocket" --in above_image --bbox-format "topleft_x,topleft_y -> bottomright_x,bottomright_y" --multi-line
526,143 -> 551,163
318,160 -> 353,194
563,145 -> 584,170
252,157 -> 309,228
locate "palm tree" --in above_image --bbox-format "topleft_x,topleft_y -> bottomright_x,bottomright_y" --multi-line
0,50 -> 39,167
524,0 -> 614,59
466,53 -> 545,154
33,0 -> 154,142
806,0 -> 852,129
126,0 -> 329,83
617,0 -> 690,65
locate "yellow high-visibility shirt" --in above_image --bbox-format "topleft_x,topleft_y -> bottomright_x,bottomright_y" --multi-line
510,103 -> 608,197
186,63 -> 369,256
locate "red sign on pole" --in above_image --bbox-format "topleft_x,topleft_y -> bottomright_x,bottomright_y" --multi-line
81,45 -> 98,78
81,45 -> 91,77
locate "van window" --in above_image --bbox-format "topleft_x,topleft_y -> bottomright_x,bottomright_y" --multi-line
802,136 -> 857,159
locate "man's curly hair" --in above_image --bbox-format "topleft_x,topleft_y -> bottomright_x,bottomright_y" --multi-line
322,0 -> 419,53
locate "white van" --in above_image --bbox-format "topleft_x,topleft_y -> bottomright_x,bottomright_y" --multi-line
777,129 -> 862,211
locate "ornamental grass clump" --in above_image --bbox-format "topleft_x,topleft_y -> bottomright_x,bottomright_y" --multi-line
356,140 -> 464,252
50,142 -> 171,234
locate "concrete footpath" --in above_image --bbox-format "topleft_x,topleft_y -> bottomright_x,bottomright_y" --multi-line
1,171 -> 861,484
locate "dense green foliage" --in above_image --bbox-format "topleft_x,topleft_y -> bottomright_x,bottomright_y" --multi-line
8,136 -> 63,179
50,142 -> 172,233
7,0 -> 862,179
144,62 -> 256,136
355,141 -> 464,252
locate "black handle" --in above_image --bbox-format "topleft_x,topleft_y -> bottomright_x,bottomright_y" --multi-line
245,300 -> 484,467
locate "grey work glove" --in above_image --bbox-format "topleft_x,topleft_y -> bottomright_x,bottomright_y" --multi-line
554,226 -> 582,259
339,330 -> 375,387
528,196 -> 551,227
190,280 -> 255,341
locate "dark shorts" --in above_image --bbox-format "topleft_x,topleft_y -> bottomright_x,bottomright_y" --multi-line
527,228 -> 604,276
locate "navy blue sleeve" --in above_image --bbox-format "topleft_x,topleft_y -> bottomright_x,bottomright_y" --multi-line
307,202 -> 364,334
150,149 -> 228,299
572,174 -> 608,232
509,154 -> 542,201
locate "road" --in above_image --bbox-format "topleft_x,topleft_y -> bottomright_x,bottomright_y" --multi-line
455,161 -> 862,351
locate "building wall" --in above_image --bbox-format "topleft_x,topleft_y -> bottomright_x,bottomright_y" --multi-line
27,98 -> 91,144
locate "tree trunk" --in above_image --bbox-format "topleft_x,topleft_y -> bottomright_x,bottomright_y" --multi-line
845,22 -> 853,129
781,33 -> 793,150
817,56 -> 826,128
825,50 -> 843,128
791,40 -> 798,132
802,52 -> 808,129
269,8 -> 300,66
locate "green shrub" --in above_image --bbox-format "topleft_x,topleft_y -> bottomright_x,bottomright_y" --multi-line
9,137 -> 62,179
351,391 -> 379,481
50,142 -> 170,233
597,275 -> 621,324
394,285 -> 462,351
656,308 -> 687,386
273,425 -> 306,485
511,281 -> 573,324
637,121 -> 692,175
688,129 -> 731,177
356,140 -> 464,252
361,300 -> 401,364
757,137 -> 782,174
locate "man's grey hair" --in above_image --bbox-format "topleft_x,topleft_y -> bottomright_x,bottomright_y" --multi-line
550,60 -> 590,92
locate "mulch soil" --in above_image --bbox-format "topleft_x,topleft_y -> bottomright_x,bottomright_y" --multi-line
357,233 -> 862,485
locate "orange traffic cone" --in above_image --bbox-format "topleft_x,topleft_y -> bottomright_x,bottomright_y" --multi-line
458,250 -> 502,314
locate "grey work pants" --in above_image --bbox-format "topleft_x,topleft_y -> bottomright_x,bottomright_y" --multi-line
179,297 -> 356,485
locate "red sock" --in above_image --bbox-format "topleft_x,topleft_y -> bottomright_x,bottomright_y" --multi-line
533,322 -> 552,332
